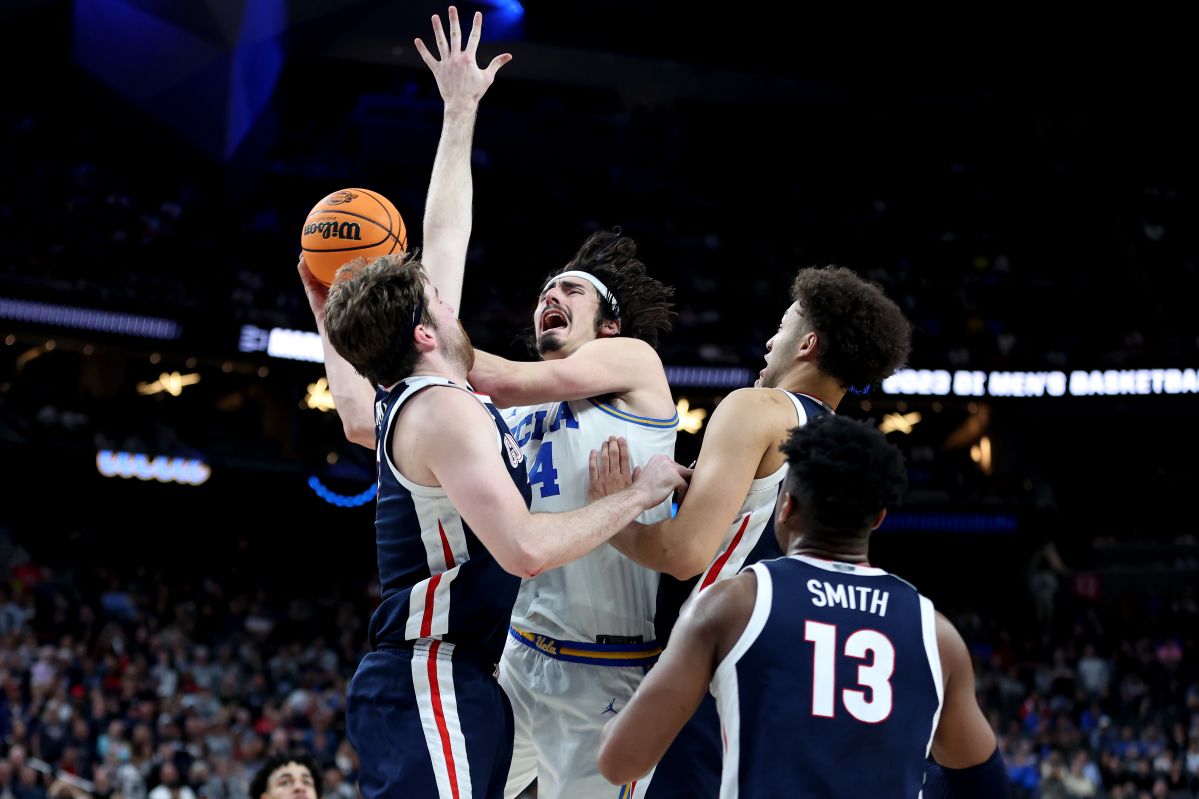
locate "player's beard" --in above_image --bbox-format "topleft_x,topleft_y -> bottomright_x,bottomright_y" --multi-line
446,320 -> 475,373
536,329 -> 566,356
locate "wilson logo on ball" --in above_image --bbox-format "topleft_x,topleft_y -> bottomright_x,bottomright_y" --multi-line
304,220 -> 363,240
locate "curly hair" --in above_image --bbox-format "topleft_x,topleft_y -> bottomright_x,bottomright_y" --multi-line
322,251 -> 433,386
791,266 -> 911,389
526,230 -> 675,352
248,751 -> 323,799
780,415 -> 908,540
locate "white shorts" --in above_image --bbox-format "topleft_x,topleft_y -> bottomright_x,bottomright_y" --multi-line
499,628 -> 658,799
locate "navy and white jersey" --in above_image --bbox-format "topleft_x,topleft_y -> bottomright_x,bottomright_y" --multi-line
712,556 -> 944,799
655,391 -> 831,645
693,392 -> 830,593
368,376 -> 531,664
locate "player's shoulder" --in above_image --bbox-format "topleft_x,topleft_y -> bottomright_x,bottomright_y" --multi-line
579,335 -> 662,363
711,387 -> 801,425
403,382 -> 491,424
690,568 -> 759,624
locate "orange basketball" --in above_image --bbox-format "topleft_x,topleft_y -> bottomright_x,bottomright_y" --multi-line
301,188 -> 407,285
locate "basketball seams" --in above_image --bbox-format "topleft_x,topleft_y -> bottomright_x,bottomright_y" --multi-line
356,188 -> 395,235
302,188 -> 406,283
301,235 -> 395,254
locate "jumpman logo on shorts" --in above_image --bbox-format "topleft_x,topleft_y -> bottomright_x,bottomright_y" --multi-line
602,697 -> 618,715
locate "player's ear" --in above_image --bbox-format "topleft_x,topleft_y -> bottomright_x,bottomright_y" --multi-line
870,508 -> 887,531
796,331 -> 819,360
412,321 -> 437,353
598,317 -> 621,338
776,492 -> 796,526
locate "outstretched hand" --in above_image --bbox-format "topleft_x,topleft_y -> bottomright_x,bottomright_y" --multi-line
414,6 -> 512,110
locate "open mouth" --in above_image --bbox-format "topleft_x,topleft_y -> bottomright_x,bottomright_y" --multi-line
540,308 -> 569,333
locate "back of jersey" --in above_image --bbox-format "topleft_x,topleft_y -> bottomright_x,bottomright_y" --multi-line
713,556 -> 943,798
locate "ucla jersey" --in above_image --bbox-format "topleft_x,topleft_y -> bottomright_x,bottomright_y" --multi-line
368,376 -> 530,664
503,398 -> 677,641
713,556 -> 944,798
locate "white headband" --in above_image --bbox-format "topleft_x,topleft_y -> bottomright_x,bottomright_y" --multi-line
543,270 -> 620,316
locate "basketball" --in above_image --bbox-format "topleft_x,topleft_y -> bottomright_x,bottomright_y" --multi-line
301,188 -> 407,285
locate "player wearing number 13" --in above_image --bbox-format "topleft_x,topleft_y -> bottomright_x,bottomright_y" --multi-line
598,415 -> 1009,798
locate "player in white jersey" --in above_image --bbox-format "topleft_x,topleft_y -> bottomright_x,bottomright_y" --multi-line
409,9 -> 679,797
594,266 -> 912,797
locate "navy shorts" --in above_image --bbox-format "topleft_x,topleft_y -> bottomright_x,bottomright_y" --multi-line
644,692 -> 722,798
346,639 -> 514,799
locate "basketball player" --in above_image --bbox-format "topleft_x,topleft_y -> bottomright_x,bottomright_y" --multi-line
303,251 -> 685,799
598,416 -> 1010,798
412,9 -> 681,798
591,265 -> 910,797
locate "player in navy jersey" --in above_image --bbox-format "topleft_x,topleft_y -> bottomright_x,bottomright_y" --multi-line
593,266 -> 911,796
300,251 -> 685,799
411,10 -> 680,799
598,416 -> 1008,798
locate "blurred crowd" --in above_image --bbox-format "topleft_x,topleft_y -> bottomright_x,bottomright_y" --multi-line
0,528 -> 1195,799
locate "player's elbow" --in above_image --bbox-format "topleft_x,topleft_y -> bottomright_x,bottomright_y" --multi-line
342,419 -> 375,450
664,546 -> 712,581
497,540 -> 549,580
596,725 -> 645,786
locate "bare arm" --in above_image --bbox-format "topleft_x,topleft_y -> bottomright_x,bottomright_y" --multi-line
414,7 -> 511,312
930,612 -> 999,768
297,258 -> 375,448
410,389 -> 685,578
598,571 -> 756,784
609,389 -> 780,579
470,338 -> 670,409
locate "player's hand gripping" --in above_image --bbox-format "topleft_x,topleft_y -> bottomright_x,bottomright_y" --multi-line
414,6 -> 512,112
631,454 -> 688,509
297,256 -> 330,320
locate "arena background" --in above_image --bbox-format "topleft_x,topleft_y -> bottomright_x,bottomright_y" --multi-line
0,2 -> 1195,798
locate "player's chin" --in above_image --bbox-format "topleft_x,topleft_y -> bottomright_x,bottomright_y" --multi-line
536,331 -> 566,355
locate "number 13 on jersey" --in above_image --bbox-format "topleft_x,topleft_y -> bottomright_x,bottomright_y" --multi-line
805,621 -> 895,723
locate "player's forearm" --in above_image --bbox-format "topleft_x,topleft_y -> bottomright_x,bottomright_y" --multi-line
422,104 -> 478,310
610,518 -> 712,580
513,487 -> 657,578
597,715 -> 656,785
317,322 -> 375,449
467,349 -> 523,405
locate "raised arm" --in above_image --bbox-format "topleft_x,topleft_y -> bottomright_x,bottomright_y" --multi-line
470,338 -> 671,409
411,388 -> 685,578
608,389 -> 781,579
298,258 -> 375,448
414,7 -> 511,312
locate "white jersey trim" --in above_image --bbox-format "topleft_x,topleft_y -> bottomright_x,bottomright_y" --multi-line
791,554 -> 889,577
381,377 -> 502,496
411,639 -> 473,798
713,563 -> 773,687
919,595 -> 945,758
712,563 -> 772,799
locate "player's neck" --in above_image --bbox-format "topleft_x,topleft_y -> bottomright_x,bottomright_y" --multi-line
786,536 -> 870,564
410,353 -> 469,385
776,365 -> 845,411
